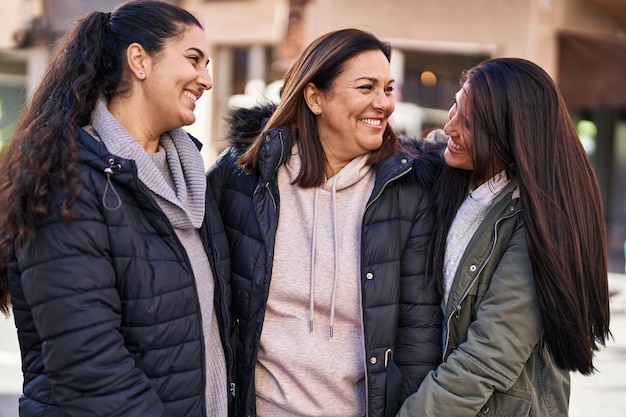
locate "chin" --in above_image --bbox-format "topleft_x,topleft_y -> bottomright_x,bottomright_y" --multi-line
180,116 -> 196,128
444,150 -> 463,169
367,138 -> 384,151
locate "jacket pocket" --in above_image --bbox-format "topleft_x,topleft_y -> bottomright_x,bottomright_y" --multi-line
476,389 -> 531,417
384,356 -> 402,417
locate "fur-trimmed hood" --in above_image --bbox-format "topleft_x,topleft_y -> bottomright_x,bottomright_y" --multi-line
398,135 -> 444,188
225,103 -> 277,150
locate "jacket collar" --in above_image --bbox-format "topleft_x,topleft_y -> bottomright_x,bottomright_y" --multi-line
257,127 -> 293,183
373,150 -> 413,185
77,127 -> 202,176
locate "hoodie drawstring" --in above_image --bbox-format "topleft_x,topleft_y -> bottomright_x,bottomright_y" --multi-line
308,177 -> 340,338
309,187 -> 319,333
329,177 -> 339,338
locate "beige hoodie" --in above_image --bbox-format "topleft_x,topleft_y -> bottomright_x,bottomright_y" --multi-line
255,144 -> 375,417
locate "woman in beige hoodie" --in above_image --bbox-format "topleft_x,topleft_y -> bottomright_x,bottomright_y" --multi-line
208,28 -> 443,417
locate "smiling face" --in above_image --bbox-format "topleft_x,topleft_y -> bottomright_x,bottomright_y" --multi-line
443,83 -> 474,171
309,50 -> 395,174
142,24 -> 212,132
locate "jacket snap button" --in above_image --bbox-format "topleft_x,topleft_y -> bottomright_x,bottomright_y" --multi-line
400,158 -> 408,164
366,272 -> 374,280
470,265 -> 477,272
370,356 -> 377,364
480,405 -> 490,413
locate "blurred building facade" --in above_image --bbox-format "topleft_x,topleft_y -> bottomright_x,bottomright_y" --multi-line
0,0 -> 625,272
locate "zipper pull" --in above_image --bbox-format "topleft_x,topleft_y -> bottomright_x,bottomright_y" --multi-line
103,158 -> 122,210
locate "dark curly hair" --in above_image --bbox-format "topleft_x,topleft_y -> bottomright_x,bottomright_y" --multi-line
0,0 -> 202,315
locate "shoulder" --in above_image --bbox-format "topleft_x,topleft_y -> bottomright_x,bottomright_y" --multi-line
399,136 -> 445,188
472,195 -> 527,276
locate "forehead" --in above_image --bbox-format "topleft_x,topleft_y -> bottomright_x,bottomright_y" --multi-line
338,50 -> 391,79
455,84 -> 471,105
165,24 -> 208,52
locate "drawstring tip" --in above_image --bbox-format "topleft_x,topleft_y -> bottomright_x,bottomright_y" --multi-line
309,320 -> 313,332
330,326 -> 334,338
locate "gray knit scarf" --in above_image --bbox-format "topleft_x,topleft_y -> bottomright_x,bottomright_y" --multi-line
89,96 -> 206,228
86,97 -> 228,416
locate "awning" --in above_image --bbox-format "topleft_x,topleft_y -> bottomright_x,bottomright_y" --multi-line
558,32 -> 626,108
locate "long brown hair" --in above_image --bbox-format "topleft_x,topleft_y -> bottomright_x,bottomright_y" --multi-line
434,57 -> 609,374
0,0 -> 202,315
237,28 -> 398,187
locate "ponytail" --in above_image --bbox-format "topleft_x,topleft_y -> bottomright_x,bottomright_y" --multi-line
0,0 -> 204,316
0,11 -> 113,315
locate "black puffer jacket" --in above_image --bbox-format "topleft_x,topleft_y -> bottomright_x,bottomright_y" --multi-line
8,129 -> 234,417
207,105 -> 442,417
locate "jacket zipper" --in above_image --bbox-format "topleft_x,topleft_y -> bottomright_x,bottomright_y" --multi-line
203,201 -> 237,408
364,164 -> 412,213
260,130 -> 285,214
442,207 -> 521,359
246,130 -> 286,416
112,158 -> 215,417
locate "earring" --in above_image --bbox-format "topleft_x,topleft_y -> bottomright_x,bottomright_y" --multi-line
315,109 -> 321,115
138,70 -> 145,77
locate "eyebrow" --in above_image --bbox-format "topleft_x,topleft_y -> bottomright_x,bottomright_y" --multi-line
187,47 -> 205,57
187,47 -> 210,66
354,76 -> 395,84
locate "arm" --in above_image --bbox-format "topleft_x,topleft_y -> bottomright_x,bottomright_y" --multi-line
207,146 -> 241,207
15,184 -> 169,417
395,184 -> 442,400
397,224 -> 542,416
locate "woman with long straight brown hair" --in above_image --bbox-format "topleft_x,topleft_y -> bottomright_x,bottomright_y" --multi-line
398,57 -> 610,417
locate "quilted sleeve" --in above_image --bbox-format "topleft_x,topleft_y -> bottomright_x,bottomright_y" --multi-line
12,183 -> 169,417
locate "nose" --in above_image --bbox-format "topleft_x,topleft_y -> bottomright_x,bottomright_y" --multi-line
198,67 -> 213,91
443,105 -> 455,135
443,119 -> 453,136
372,89 -> 395,113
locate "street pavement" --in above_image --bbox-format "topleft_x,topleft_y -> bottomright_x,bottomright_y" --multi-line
0,273 -> 624,417
569,272 -> 626,417
0,314 -> 19,417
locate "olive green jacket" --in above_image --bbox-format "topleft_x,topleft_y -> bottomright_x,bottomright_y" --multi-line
397,189 -> 570,417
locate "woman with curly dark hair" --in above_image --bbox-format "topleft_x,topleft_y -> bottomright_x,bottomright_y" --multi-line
397,57 -> 610,417
0,1 -> 233,416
